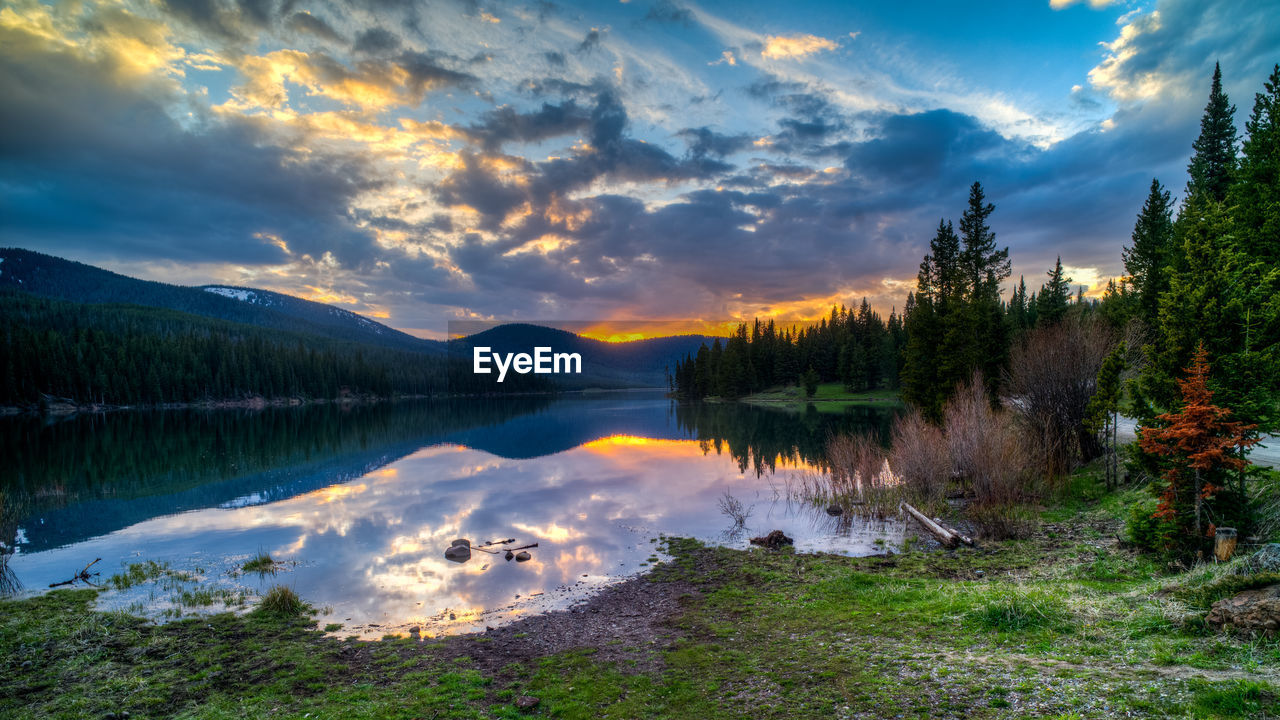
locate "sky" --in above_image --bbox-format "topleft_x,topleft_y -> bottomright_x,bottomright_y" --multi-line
0,0 -> 1276,339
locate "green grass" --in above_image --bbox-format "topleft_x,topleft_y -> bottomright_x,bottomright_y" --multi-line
240,551 -> 278,575
255,585 -> 307,618
741,383 -> 903,411
3,461 -> 1278,719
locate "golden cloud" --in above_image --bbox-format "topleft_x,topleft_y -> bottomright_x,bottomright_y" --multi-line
761,33 -> 837,60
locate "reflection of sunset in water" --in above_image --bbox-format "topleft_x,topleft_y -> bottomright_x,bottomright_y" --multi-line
9,394 -> 902,638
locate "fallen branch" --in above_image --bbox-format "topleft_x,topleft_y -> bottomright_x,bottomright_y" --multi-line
48,557 -> 101,588
900,503 -> 957,548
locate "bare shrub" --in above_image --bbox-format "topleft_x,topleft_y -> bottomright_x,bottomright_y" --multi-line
1005,314 -> 1115,484
717,490 -> 752,529
945,372 -> 1039,538
888,410 -> 950,511
826,433 -> 901,512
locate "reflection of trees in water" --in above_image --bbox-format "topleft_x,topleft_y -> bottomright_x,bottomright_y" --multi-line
0,490 -> 23,595
0,397 -> 553,537
674,402 -> 899,476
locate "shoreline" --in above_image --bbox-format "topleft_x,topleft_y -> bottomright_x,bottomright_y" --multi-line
0,386 -> 672,419
5,488 -> 1276,718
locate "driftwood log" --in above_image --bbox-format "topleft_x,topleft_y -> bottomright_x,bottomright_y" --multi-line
900,504 -> 975,547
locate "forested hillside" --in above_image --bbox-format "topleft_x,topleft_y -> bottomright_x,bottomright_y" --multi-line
0,291 -> 550,407
0,248 -> 441,354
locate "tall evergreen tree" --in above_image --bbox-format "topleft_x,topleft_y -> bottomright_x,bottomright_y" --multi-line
958,182 -> 1012,400
1036,257 -> 1071,325
1185,62 -> 1238,203
1229,63 -> 1280,265
1123,178 -> 1175,327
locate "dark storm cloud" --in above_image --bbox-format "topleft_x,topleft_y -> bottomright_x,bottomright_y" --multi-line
159,0 -> 246,40
676,127 -> 753,159
354,27 -> 401,54
576,28 -> 605,54
465,100 -> 593,151
643,1 -> 694,26
285,11 -> 344,42
235,0 -> 276,27
0,34 -> 382,269
844,110 -> 1009,186
436,87 -> 732,231
744,74 -> 851,156
396,51 -> 478,94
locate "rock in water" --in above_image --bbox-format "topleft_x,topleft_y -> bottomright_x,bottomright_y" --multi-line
450,539 -> 471,548
1206,584 -> 1280,637
515,551 -> 531,562
749,530 -> 794,549
826,505 -> 843,516
505,550 -> 515,561
444,545 -> 471,563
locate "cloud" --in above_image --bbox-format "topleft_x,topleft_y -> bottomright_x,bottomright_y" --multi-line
576,28 -> 606,54
225,48 -> 476,111
1087,0 -> 1280,104
353,27 -> 401,55
285,11 -> 344,43
760,33 -> 838,60
643,1 -> 694,26
0,10 -> 382,269
465,100 -> 594,151
1050,0 -> 1119,9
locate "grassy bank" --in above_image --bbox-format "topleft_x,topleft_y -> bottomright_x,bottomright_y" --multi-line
2,464 -> 1276,719
741,383 -> 903,412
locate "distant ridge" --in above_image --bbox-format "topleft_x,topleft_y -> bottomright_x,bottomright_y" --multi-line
0,248 -> 724,388
0,248 -> 443,353
449,323 -> 720,388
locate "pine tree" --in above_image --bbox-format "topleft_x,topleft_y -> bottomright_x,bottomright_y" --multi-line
1138,344 -> 1258,556
1229,63 -> 1280,265
1086,342 -> 1126,488
1185,62 -> 1238,203
959,182 -> 1012,401
1036,257 -> 1071,325
1123,178 -> 1175,328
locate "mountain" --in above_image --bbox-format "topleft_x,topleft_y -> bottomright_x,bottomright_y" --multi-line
449,323 -> 720,388
0,248 -> 443,354
0,248 -> 723,391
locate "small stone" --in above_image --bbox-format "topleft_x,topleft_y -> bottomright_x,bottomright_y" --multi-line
445,545 -> 471,563
515,551 -> 531,562
450,539 -> 471,548
408,626 -> 420,636
749,530 -> 794,549
514,696 -> 540,710
505,550 -> 515,561
826,504 -> 843,516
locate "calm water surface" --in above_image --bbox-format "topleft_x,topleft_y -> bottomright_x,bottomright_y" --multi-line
1,392 -> 904,636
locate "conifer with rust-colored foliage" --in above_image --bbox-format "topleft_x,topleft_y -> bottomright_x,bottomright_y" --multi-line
1138,343 -> 1258,556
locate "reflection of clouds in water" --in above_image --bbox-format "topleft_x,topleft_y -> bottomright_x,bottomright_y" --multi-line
12,435 -> 903,636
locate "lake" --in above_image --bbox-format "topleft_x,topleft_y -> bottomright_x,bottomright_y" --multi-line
0,392 -> 904,637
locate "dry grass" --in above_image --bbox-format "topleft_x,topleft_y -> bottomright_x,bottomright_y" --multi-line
888,410 -> 950,512
944,373 -> 1039,538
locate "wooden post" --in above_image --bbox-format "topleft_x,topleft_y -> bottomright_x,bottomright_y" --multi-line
1214,527 -> 1238,563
